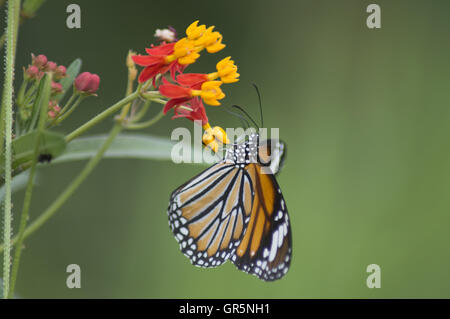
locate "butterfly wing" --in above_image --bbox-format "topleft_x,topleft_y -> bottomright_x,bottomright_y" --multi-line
231,163 -> 292,281
257,139 -> 286,176
168,161 -> 254,268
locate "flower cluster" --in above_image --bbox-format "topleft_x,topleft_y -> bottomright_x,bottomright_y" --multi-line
20,54 -> 68,119
18,54 -> 100,127
132,21 -> 240,151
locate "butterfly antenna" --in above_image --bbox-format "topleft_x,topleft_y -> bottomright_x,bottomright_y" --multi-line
223,105 -> 250,129
232,104 -> 259,130
252,83 -> 264,128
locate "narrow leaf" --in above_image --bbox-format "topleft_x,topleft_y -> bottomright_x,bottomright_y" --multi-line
53,133 -> 214,164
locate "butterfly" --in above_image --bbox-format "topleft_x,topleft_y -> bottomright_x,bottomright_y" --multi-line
167,132 -> 292,281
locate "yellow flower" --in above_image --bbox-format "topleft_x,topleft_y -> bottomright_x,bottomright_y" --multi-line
186,21 -> 226,54
201,27 -> 226,53
169,38 -> 200,65
211,125 -> 230,144
207,57 -> 239,83
202,123 -> 229,153
186,20 -> 206,41
191,81 -> 225,106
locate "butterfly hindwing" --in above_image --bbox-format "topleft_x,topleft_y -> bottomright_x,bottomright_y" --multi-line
168,161 -> 254,268
231,163 -> 292,281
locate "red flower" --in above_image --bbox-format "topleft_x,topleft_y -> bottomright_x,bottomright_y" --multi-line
163,97 -> 191,114
159,78 -> 191,99
132,42 -> 186,83
159,77 -> 225,108
171,97 -> 208,126
159,78 -> 193,114
176,73 -> 208,89
159,80 -> 209,125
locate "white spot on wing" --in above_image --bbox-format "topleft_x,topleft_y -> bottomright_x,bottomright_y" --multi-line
269,232 -> 278,262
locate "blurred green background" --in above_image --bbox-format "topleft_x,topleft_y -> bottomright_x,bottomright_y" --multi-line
2,0 -> 450,298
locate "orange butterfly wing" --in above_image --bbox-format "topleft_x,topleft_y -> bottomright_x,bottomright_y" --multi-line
231,163 -> 292,281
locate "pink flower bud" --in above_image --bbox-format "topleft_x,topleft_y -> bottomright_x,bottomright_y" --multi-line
25,65 -> 39,79
48,110 -> 57,118
54,65 -> 67,80
51,81 -> 63,94
48,100 -> 61,118
32,54 -> 48,69
45,61 -> 57,72
74,72 -> 100,95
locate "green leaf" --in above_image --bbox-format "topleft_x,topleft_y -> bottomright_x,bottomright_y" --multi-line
53,133 -> 212,164
0,130 -> 66,174
55,58 -> 82,103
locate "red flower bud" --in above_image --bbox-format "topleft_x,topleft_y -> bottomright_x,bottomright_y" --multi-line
54,65 -> 67,80
25,65 -> 39,79
51,81 -> 63,94
32,54 -> 48,69
45,61 -> 57,72
74,72 -> 100,94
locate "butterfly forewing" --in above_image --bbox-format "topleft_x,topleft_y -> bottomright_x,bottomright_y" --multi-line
168,161 -> 254,268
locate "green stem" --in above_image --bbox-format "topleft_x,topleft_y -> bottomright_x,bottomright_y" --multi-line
22,80 -> 38,103
1,0 -> 21,299
130,100 -> 151,123
56,92 -> 77,117
0,0 -> 21,157
8,73 -> 51,298
15,78 -> 28,107
15,79 -> 29,136
124,108 -> 165,130
0,33 -> 5,51
65,91 -> 139,143
52,95 -> 83,125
